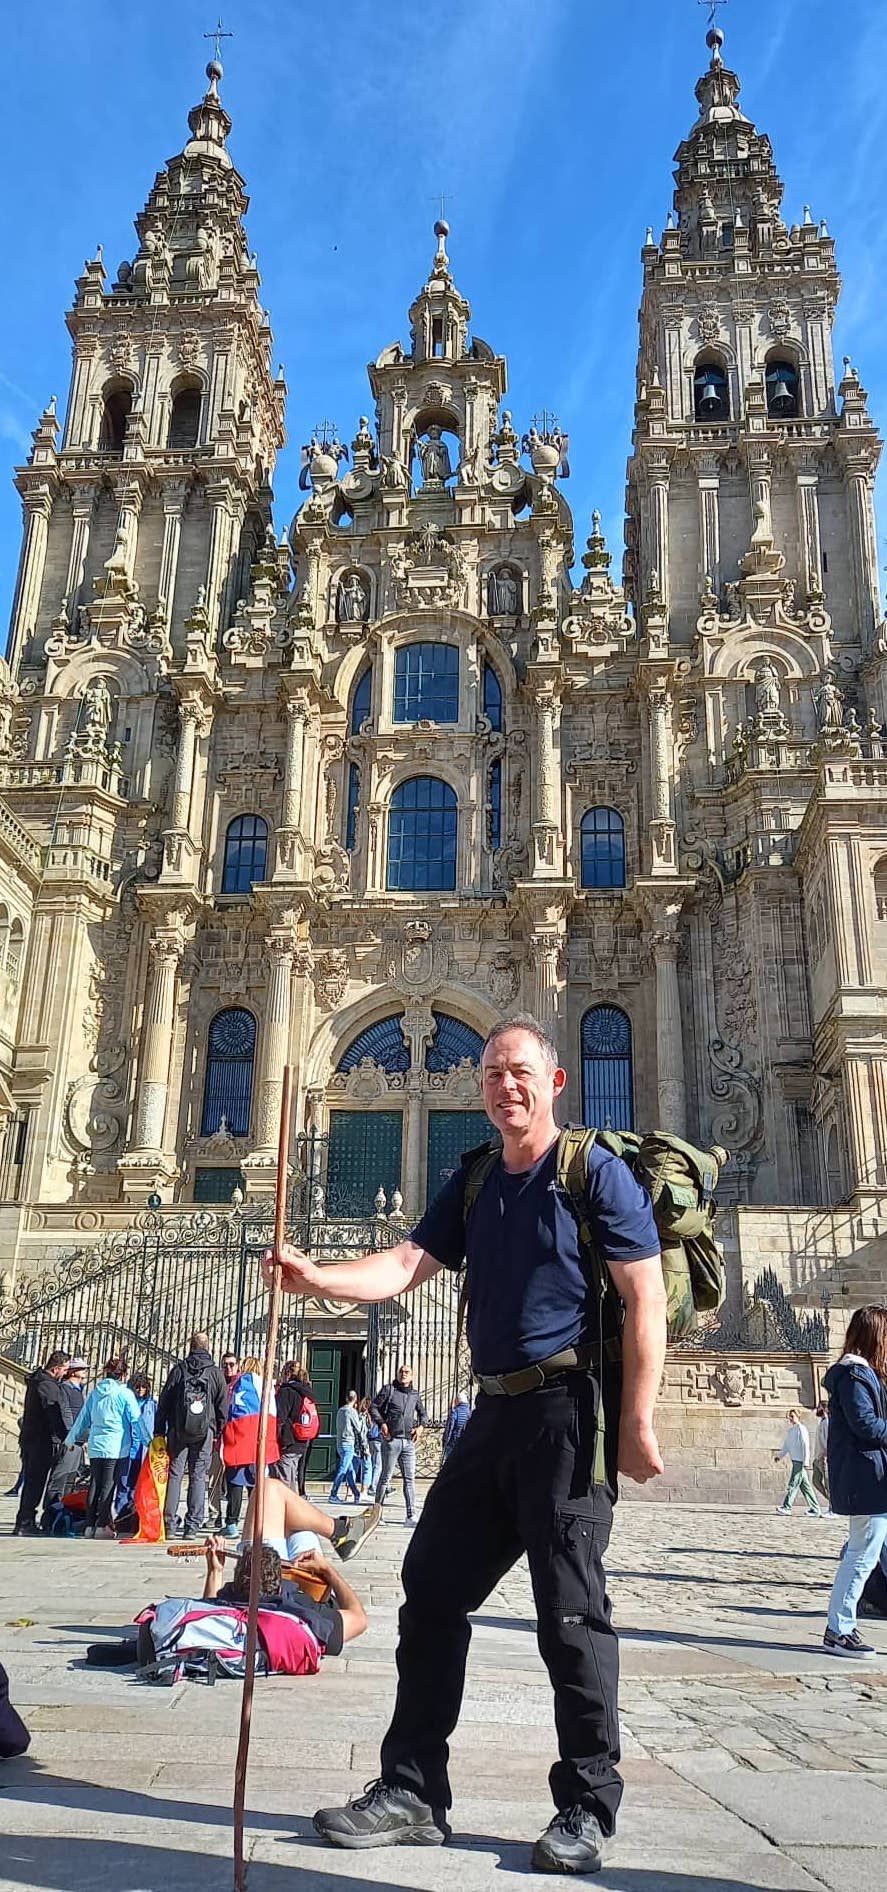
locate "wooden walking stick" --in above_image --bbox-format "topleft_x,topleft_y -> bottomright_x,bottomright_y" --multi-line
233,1063 -> 292,1892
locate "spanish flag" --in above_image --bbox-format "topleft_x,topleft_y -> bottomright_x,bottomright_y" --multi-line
131,1436 -> 169,1542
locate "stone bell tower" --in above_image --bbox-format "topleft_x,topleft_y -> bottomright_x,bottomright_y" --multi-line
624,19 -> 887,1208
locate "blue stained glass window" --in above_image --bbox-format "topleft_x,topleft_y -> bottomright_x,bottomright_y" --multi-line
194,1166 -> 244,1203
393,643 -> 459,723
350,666 -> 372,734
201,1008 -> 257,1137
489,759 -> 502,851
387,777 -> 457,892
337,1014 -> 410,1074
425,1011 -> 485,1073
580,807 -> 625,890
345,762 -> 360,851
483,661 -> 503,731
581,1005 -> 633,1131
222,815 -> 268,894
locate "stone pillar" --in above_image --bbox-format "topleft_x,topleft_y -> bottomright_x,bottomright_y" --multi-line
531,932 -> 561,1029
842,1056 -> 885,1193
8,486 -> 53,669
204,486 -> 236,635
795,465 -> 823,599
747,450 -> 773,541
282,697 -> 309,829
170,702 -> 202,834
158,482 -> 188,625
844,462 -> 880,645
531,685 -> 562,877
652,925 -> 687,1134
251,935 -> 294,1155
62,499 -> 94,619
131,935 -> 182,1152
114,479 -> 143,575
696,458 -> 720,595
646,685 -> 676,875
644,454 -> 671,611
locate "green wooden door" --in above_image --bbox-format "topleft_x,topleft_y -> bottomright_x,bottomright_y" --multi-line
426,1110 -> 492,1206
308,1340 -> 341,1481
327,1109 -> 403,1214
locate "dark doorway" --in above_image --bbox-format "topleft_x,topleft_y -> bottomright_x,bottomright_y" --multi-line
308,1337 -> 367,1480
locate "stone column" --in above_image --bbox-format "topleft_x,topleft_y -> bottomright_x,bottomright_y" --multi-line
251,935 -> 294,1153
131,935 -> 182,1151
114,479 -> 143,576
844,460 -> 880,645
531,932 -> 561,1029
8,486 -> 53,670
204,485 -> 236,635
651,924 -> 687,1134
170,701 -> 202,834
795,464 -> 823,599
531,685 -> 562,877
62,499 -> 94,619
747,449 -> 773,541
158,482 -> 188,626
646,684 -> 676,875
842,1057 -> 884,1193
282,697 -> 309,829
696,457 -> 721,595
646,456 -> 670,611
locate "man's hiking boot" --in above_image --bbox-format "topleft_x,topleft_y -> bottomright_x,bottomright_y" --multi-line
823,1626 -> 876,1658
314,1779 -> 448,1848
331,1503 -> 382,1561
531,1806 -> 606,1874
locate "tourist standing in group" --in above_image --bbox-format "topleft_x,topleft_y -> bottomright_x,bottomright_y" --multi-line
13,1351 -> 69,1536
372,1364 -> 429,1524
441,1390 -> 472,1464
359,1396 -> 382,1495
275,1360 -> 319,1496
822,1306 -> 887,1657
330,1390 -> 362,1504
156,1331 -> 227,1540
66,1356 -> 141,1538
115,1372 -> 155,1519
42,1358 -> 90,1523
268,1015 -> 666,1872
812,1399 -> 830,1508
774,1406 -> 821,1516
221,1354 -> 278,1536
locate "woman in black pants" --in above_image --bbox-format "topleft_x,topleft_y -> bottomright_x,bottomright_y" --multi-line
64,1356 -> 141,1539
274,1360 -> 318,1496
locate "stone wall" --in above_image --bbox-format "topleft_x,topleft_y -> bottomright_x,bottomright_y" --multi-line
733,1204 -> 887,1319
628,1348 -> 826,1505
0,1352 -> 26,1449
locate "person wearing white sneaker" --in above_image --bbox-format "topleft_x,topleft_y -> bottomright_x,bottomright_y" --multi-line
822,1307 -> 887,1659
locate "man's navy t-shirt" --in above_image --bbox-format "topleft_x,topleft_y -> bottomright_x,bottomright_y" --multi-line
410,1139 -> 659,1377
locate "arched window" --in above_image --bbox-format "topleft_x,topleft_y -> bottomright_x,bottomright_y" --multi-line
6,920 -> 24,985
425,1011 -> 484,1072
581,1005 -> 634,1130
222,815 -> 268,894
99,383 -> 132,454
350,665 -> 372,734
168,382 -> 201,449
393,643 -> 459,724
345,763 -> 360,851
201,1008 -> 256,1136
337,1014 -> 409,1073
482,661 -> 503,731
581,807 -> 626,889
387,777 -> 457,891
765,356 -> 800,419
488,759 -> 502,851
693,356 -> 730,423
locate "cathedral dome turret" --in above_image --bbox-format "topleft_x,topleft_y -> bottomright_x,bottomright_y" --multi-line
183,58 -> 233,169
408,219 -> 471,364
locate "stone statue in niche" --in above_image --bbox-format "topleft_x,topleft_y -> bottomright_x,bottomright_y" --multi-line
417,425 -> 453,489
816,675 -> 844,733
336,571 -> 369,624
81,677 -> 114,750
488,567 -> 520,616
753,657 -> 781,718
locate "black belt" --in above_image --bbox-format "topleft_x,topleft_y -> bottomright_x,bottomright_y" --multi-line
475,1345 -> 597,1398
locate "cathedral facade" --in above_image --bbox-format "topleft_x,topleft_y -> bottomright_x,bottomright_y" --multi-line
1,28 -> 886,1309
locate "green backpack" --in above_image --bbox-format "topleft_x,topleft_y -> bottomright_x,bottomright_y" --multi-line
462,1125 -> 727,1346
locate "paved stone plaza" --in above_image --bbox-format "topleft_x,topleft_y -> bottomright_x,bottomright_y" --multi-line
1,1491 -> 886,1891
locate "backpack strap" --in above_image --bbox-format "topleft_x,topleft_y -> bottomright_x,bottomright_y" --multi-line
455,1139 -> 504,1369
555,1126 -> 624,1489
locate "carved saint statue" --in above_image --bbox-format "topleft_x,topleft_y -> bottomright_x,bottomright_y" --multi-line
83,676 -> 114,738
381,451 -> 409,491
336,571 -> 369,624
417,425 -> 453,489
753,657 -> 781,718
816,675 -> 844,733
488,567 -> 520,617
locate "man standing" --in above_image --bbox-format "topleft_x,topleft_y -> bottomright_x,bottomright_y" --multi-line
774,1406 -> 821,1516
268,1015 -> 666,1873
42,1357 -> 90,1525
372,1365 -> 429,1523
156,1331 -> 227,1539
13,1351 -> 70,1536
330,1390 -> 362,1505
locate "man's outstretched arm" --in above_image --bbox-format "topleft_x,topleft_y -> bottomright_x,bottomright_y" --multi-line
263,1239 -> 443,1305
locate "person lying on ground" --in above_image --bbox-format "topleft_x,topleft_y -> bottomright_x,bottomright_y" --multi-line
238,1473 -> 381,1563
202,1537 -> 367,1646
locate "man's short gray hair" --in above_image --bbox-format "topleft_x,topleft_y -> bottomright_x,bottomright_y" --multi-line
482,1014 -> 560,1073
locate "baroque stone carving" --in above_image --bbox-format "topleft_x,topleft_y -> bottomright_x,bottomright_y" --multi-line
488,950 -> 520,1009
387,920 -> 448,996
312,948 -> 349,1009
389,526 -> 466,610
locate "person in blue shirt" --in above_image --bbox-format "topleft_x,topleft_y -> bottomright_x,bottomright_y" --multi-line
268,1014 -> 666,1875
114,1373 -> 156,1519
441,1391 -> 472,1463
66,1354 -> 141,1539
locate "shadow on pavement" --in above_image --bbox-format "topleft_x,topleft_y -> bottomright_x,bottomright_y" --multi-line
0,1758 -> 299,1835
0,1832 -> 815,1892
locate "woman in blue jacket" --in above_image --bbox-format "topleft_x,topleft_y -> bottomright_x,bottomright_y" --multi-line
66,1354 -> 140,1539
823,1305 -> 887,1657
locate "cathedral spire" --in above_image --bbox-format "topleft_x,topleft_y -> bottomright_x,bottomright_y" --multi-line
408,218 -> 471,363
183,55 -> 233,170
671,16 -> 785,254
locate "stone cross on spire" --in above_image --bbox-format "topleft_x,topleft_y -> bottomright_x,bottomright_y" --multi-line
204,17 -> 233,66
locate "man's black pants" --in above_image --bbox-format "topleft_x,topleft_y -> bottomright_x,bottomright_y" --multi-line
15,1440 -> 54,1530
380,1371 -> 622,1833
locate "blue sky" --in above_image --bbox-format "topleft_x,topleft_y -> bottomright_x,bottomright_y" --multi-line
2,0 -> 887,632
